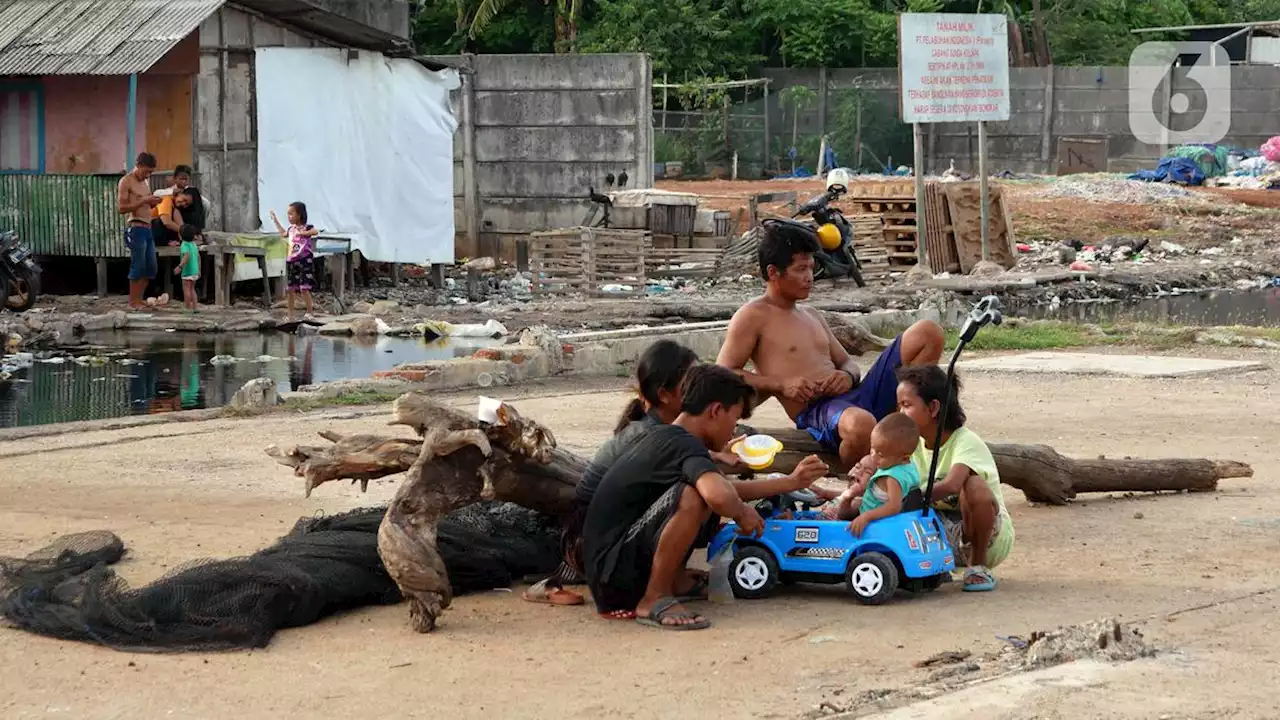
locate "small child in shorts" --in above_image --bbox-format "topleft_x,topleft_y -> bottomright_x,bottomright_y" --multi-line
173,224 -> 201,312
271,201 -> 320,321
816,412 -> 921,536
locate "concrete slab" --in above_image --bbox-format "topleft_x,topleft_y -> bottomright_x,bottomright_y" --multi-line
960,352 -> 1267,378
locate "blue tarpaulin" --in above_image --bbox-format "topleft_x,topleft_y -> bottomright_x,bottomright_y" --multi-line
1129,157 -> 1205,186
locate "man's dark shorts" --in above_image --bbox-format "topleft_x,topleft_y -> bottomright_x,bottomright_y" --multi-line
592,484 -> 719,613
125,225 -> 157,281
795,333 -> 905,451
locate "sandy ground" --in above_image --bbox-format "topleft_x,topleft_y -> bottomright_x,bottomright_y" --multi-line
3,354 -> 1280,719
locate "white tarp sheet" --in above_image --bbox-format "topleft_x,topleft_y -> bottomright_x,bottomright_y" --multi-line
255,48 -> 459,264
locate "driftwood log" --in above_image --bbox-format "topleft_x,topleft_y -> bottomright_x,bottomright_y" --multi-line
738,427 -> 1253,506
267,394 -> 583,632
265,394 -> 1253,630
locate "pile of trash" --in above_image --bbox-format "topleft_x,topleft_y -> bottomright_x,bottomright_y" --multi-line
0,351 -> 32,380
347,261 -> 535,310
1129,144 -> 1231,186
1131,140 -> 1280,190
414,318 -> 507,340
208,354 -> 296,366
1035,174 -> 1202,204
0,350 -> 152,382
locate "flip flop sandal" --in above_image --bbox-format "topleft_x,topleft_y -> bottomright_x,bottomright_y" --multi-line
598,609 -> 637,620
521,579 -> 585,606
677,575 -> 710,602
636,596 -> 711,631
962,566 -> 997,592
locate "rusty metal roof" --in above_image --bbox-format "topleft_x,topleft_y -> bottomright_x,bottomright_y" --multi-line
0,0 -> 225,75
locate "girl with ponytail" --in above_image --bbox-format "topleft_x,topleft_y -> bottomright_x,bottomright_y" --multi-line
523,340 -> 742,612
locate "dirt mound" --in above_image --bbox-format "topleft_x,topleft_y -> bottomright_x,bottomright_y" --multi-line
805,618 -> 1159,717
1022,617 -> 1157,668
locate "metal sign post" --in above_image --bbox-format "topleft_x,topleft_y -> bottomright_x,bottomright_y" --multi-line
898,12 -> 1011,271
977,120 -> 989,261
913,123 -> 926,266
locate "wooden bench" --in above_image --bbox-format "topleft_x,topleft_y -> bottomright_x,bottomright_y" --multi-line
156,243 -> 270,307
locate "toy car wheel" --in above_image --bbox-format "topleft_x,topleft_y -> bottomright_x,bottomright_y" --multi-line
845,552 -> 898,605
922,574 -> 947,591
729,546 -> 780,599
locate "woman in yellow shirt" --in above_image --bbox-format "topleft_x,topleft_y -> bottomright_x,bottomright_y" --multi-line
895,364 -> 1014,592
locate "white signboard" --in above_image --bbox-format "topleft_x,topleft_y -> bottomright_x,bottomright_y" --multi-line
898,13 -> 1011,124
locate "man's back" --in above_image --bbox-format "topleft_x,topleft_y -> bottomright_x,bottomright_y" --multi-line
576,411 -> 662,504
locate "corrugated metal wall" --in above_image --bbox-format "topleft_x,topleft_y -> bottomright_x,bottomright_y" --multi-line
0,173 -> 126,257
0,361 -> 130,428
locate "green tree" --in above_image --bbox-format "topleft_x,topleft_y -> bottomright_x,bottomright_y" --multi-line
779,85 -> 818,169
1046,0 -> 1194,65
578,0 -> 758,77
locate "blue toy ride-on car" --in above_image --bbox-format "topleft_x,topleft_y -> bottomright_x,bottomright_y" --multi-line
706,488 -> 954,604
707,295 -> 1004,605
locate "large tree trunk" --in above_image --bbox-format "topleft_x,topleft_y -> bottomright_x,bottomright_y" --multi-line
267,394 -> 583,632
265,395 -> 1253,630
738,427 -> 1252,506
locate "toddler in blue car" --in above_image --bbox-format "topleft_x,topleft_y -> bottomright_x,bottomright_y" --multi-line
816,412 -> 920,535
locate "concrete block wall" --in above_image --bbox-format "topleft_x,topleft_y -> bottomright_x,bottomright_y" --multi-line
196,7 -> 343,233
759,65 -> 1280,175
310,0 -> 410,39
432,54 -> 654,261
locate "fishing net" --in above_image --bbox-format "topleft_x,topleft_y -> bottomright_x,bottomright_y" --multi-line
0,502 -> 561,652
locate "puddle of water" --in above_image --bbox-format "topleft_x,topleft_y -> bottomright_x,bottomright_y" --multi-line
0,330 -> 501,428
1022,288 -> 1280,326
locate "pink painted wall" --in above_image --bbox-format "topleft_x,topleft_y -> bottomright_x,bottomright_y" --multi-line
43,76 -> 139,173
40,36 -> 198,173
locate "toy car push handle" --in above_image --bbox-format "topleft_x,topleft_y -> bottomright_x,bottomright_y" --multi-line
958,295 -> 1003,343
920,296 -> 1002,516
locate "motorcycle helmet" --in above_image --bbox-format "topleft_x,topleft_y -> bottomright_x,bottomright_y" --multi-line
816,223 -> 842,251
825,167 -> 852,195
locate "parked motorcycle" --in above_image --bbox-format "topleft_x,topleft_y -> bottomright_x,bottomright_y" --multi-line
0,230 -> 41,312
789,168 -> 865,287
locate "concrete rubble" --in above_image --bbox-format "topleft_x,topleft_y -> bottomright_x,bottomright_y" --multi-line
227,377 -> 281,412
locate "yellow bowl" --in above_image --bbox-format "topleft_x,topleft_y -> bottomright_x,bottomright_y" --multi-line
733,434 -> 783,470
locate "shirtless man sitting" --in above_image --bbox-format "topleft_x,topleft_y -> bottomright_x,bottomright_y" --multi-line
716,220 -> 945,466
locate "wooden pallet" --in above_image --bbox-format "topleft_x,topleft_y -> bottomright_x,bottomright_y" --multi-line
843,180 -> 916,199
643,240 -> 724,278
832,180 -> 1017,274
846,213 -> 891,283
923,183 -> 961,274
941,183 -> 1017,272
856,246 -> 892,282
530,227 -> 648,296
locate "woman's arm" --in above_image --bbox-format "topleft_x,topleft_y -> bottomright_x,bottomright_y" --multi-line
930,463 -> 973,501
162,207 -> 184,233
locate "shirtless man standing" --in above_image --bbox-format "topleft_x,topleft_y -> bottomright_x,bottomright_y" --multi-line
118,152 -> 161,309
716,220 -> 945,466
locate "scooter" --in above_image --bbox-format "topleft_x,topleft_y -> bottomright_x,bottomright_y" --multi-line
0,230 -> 41,312
783,168 -> 864,287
